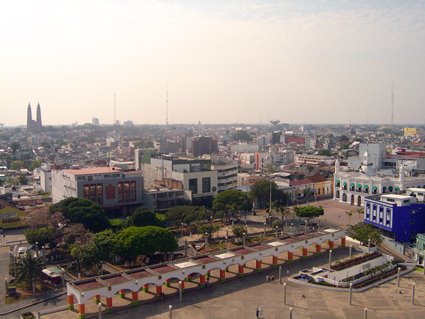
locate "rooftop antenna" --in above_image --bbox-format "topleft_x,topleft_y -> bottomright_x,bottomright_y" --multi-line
391,82 -> 394,126
166,88 -> 169,126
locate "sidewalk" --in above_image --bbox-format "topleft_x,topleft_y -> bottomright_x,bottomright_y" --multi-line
0,287 -> 66,315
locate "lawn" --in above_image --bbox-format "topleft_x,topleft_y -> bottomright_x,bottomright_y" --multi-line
0,201 -> 28,229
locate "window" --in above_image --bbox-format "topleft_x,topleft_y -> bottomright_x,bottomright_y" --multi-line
83,183 -> 103,205
189,178 -> 198,194
117,181 -> 137,203
202,177 -> 211,193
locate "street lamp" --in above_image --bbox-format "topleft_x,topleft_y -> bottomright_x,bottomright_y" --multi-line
328,249 -> 333,269
367,238 -> 371,253
98,302 -> 102,319
204,232 -> 209,247
264,222 -> 267,237
275,226 -> 279,239
242,232 -> 246,246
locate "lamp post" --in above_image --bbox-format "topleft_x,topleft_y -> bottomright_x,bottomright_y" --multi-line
98,302 -> 102,319
275,226 -> 279,239
367,238 -> 371,253
61,268 -> 65,287
328,250 -> 333,269
264,222 -> 267,237
242,232 -> 246,246
349,245 -> 353,258
397,267 -> 401,287
169,305 -> 173,319
204,232 -> 208,248
412,282 -> 415,305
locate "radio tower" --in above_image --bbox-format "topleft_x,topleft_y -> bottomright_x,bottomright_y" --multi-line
391,83 -> 394,126
166,88 -> 169,126
114,93 -> 116,125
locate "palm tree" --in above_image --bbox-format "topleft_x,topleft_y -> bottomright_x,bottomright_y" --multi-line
356,207 -> 364,220
345,210 -> 353,226
15,251 -> 43,293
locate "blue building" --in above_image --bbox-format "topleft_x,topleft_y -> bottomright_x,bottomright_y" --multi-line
364,190 -> 425,243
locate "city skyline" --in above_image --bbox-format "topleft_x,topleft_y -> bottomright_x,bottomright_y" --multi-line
1,0 -> 425,126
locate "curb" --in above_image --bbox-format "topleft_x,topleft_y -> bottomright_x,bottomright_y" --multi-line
0,291 -> 67,316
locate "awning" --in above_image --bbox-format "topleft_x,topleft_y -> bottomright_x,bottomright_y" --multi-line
357,183 -> 362,188
343,182 -> 347,186
350,182 -> 355,187
364,185 -> 369,189
372,186 -> 377,191
395,186 -> 400,191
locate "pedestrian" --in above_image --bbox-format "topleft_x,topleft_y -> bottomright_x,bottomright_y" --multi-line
266,275 -> 269,282
271,275 -> 275,281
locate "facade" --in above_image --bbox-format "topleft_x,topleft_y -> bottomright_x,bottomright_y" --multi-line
39,163 -> 53,193
211,161 -> 238,192
334,144 -> 425,206
142,155 -> 218,205
143,188 -> 186,212
191,136 -> 218,157
26,102 -> 43,132
364,190 -> 425,242
51,167 -> 143,211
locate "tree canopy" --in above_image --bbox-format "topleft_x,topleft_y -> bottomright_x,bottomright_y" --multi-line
212,190 -> 252,219
250,179 -> 289,208
349,222 -> 382,246
113,226 -> 178,262
231,130 -> 253,142
25,227 -> 56,248
49,198 -> 110,232
124,208 -> 163,228
166,205 -> 209,226
294,206 -> 324,221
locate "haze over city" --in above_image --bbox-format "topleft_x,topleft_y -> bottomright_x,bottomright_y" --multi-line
1,0 -> 425,125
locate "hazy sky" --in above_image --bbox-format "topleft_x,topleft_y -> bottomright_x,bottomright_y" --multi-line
1,0 -> 425,126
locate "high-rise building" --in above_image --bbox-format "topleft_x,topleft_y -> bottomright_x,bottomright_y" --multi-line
26,102 -> 43,132
192,136 -> 218,157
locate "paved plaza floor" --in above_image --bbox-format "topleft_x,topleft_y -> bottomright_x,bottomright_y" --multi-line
38,245 -> 425,319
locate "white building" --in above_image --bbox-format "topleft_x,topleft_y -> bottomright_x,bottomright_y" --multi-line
51,167 -> 143,212
39,163 -> 53,193
334,144 -> 425,206
142,155 -> 218,204
211,161 -> 238,192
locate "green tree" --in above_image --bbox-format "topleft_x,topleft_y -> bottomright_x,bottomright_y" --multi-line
49,198 -> 110,232
250,180 -> 288,208
25,227 -> 56,248
349,222 -> 382,246
345,210 -> 353,226
94,229 -> 115,262
70,242 -> 99,274
29,159 -> 42,170
212,190 -> 252,221
18,175 -> 29,185
113,226 -> 178,263
15,251 -> 43,291
231,130 -> 253,142
197,224 -> 220,240
231,225 -> 246,239
124,208 -> 163,228
166,205 -> 209,226
10,160 -> 25,170
356,207 -> 364,221
294,205 -> 324,222
318,149 -> 332,156
10,142 -> 20,154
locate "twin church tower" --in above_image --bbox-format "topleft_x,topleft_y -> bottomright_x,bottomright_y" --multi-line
27,102 -> 43,132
